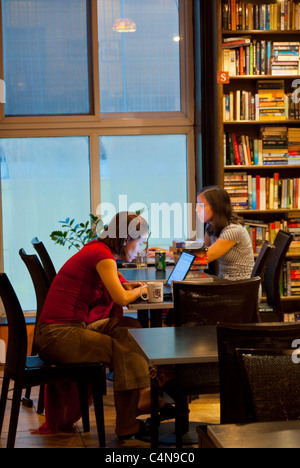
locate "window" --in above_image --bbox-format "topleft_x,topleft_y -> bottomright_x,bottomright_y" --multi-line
98,0 -> 181,113
99,134 -> 188,247
2,0 -> 90,115
0,137 -> 90,309
0,0 -> 195,313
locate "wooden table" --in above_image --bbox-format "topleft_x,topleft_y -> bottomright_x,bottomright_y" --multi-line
204,421 -> 300,448
120,266 -> 214,327
129,326 -> 218,448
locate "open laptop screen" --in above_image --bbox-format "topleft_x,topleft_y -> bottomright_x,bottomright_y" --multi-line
166,251 -> 196,288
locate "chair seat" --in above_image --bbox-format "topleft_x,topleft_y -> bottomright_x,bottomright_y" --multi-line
22,357 -> 107,390
4,356 -> 107,393
25,355 -> 105,371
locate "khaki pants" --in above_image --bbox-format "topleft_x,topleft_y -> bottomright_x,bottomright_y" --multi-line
35,317 -> 150,429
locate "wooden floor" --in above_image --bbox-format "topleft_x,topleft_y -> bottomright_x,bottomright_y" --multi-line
0,368 -> 220,449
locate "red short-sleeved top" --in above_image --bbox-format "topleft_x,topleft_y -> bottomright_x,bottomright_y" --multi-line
39,241 -> 127,324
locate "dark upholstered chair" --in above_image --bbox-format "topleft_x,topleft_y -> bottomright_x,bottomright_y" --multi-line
217,322 -> 300,425
0,273 -> 106,448
165,277 -> 261,447
170,276 -> 261,327
237,348 -> 300,422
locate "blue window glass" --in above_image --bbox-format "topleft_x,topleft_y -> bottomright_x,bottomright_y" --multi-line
2,0 -> 90,116
98,0 -> 181,113
0,137 -> 91,310
99,135 -> 188,248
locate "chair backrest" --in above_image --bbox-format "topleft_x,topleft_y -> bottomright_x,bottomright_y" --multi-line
171,277 -> 261,327
19,249 -> 50,323
251,241 -> 275,278
217,322 -> 300,425
237,348 -> 300,422
0,274 -> 28,378
264,230 -> 293,313
31,237 -> 56,285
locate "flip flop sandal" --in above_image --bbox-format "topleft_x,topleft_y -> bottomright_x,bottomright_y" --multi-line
146,403 -> 176,426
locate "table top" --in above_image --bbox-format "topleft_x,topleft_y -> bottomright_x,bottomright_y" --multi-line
121,268 -> 215,310
129,326 -> 218,366
119,266 -> 211,284
207,421 -> 300,449
119,266 -> 174,283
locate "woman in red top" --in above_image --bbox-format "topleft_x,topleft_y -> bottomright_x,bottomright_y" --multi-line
35,212 -> 156,439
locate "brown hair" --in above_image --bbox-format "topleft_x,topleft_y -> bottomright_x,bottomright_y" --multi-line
199,186 -> 244,237
98,212 -> 149,256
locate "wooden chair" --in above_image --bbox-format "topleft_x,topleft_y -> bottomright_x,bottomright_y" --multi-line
251,241 -> 275,278
0,273 -> 106,448
258,230 -> 293,322
31,237 -> 57,285
19,248 -> 51,412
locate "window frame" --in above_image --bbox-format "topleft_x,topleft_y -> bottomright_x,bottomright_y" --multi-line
0,0 -> 194,125
0,0 -> 196,312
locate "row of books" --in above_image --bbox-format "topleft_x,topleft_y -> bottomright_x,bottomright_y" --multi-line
245,216 -> 300,253
224,127 -> 300,166
222,40 -> 300,76
223,88 -> 300,122
284,313 -> 300,322
222,0 -> 300,31
224,172 -> 300,210
288,128 -> 300,164
246,219 -> 286,253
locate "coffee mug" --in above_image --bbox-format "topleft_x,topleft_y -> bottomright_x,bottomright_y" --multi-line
141,282 -> 164,303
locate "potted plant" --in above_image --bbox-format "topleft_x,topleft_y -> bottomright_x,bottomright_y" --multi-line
50,214 -> 103,251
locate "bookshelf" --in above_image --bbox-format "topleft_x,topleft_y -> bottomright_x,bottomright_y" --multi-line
216,0 -> 300,320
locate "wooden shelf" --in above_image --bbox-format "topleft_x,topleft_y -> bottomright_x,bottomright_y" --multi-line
225,165 -> 300,169
217,0 -> 300,307
224,120 -> 300,125
223,30 -> 300,35
235,209 -> 300,214
227,75 -> 300,79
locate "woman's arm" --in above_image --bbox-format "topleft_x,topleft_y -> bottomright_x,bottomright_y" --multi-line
206,238 -> 236,263
96,259 -> 145,306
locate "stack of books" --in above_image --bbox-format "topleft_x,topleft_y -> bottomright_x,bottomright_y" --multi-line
272,42 -> 300,76
261,126 -> 288,165
258,80 -> 286,121
224,171 -> 249,210
288,215 -> 300,253
288,128 -> 300,165
286,258 -> 300,296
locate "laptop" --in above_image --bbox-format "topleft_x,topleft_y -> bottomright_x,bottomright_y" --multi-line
163,251 -> 196,298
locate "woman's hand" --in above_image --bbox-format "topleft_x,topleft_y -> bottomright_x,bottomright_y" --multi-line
96,259 -> 146,306
123,282 -> 145,291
